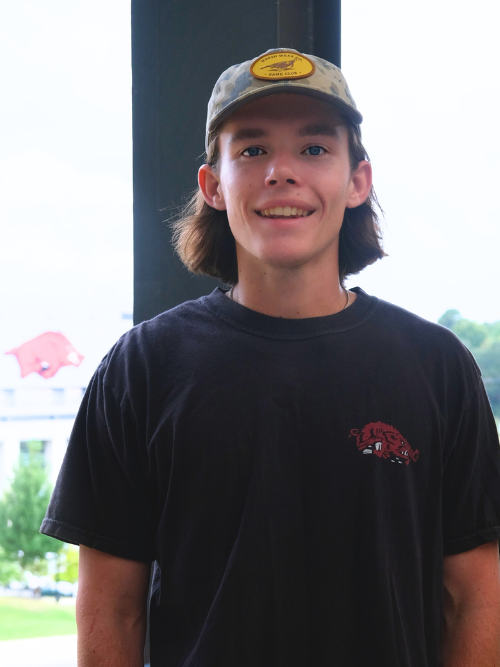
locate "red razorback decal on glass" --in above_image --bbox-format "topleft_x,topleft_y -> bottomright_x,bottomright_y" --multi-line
350,422 -> 419,465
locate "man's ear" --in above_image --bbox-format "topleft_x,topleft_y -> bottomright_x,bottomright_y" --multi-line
198,164 -> 226,211
346,160 -> 373,209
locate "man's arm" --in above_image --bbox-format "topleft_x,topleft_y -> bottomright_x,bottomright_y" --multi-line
76,545 -> 150,667
441,540 -> 500,667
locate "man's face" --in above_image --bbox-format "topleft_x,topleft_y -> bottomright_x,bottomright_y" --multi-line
203,94 -> 370,274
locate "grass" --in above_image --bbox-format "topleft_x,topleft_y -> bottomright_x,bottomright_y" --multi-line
0,596 -> 76,641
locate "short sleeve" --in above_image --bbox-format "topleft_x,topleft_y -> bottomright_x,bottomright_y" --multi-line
442,378 -> 500,555
40,356 -> 155,563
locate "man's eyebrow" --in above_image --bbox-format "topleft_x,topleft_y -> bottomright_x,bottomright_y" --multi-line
228,128 -> 268,145
298,123 -> 340,137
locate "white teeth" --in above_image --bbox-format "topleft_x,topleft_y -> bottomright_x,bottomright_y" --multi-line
261,207 -> 312,217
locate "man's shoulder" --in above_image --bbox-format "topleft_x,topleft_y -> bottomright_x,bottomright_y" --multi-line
124,290 -> 221,341
366,292 -> 481,386
371,294 -> 467,349
97,291 -> 222,380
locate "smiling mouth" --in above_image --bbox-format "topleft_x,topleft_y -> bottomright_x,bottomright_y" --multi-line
256,206 -> 314,219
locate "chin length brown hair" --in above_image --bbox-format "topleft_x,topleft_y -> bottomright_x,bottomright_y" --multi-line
171,120 -> 386,286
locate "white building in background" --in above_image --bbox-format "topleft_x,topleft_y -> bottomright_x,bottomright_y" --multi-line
0,312 -> 133,495
0,384 -> 85,492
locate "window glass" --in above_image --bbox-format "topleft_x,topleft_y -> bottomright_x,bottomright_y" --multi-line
0,1 -> 132,654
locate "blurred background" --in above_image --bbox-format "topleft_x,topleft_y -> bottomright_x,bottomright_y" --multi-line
0,0 -> 498,665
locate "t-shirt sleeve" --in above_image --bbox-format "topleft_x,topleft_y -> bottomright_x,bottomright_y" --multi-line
40,354 -> 156,563
442,377 -> 500,555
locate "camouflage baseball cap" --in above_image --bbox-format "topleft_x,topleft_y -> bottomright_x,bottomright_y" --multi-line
206,48 -> 362,150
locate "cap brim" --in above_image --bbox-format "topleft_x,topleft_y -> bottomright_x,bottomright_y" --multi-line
207,83 -> 363,138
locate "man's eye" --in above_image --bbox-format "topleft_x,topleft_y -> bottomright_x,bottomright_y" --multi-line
305,145 -> 325,156
242,146 -> 264,157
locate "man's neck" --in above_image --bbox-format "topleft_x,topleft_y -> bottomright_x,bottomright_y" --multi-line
229,257 -> 355,319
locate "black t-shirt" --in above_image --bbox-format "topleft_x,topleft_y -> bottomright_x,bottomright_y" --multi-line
41,287 -> 500,667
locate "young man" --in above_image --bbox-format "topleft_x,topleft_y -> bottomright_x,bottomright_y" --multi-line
41,49 -> 500,667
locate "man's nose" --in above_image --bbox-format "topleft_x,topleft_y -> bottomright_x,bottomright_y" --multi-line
264,155 -> 298,186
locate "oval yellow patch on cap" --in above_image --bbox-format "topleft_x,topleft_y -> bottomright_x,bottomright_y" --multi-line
250,51 -> 315,80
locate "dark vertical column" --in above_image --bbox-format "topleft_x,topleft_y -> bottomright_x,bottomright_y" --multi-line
132,0 -> 161,325
277,0 -> 313,52
132,0 -> 341,325
276,0 -> 341,66
313,0 -> 341,66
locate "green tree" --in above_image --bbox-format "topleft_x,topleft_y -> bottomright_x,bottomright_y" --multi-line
452,319 -> 487,349
474,341 -> 500,419
58,544 -> 79,583
438,309 -> 461,330
0,545 -> 22,586
0,442 -> 62,570
439,311 -> 500,420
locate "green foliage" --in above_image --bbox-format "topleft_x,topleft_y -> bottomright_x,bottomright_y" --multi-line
439,311 -> 500,419
0,442 -> 62,569
0,545 -> 22,586
438,309 -> 461,330
452,319 -> 487,349
57,544 -> 79,583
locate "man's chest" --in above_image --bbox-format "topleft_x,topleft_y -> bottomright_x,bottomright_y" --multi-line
147,343 -> 446,538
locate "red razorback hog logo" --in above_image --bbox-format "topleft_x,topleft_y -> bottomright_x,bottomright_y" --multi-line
6,332 -> 84,379
350,422 -> 419,465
